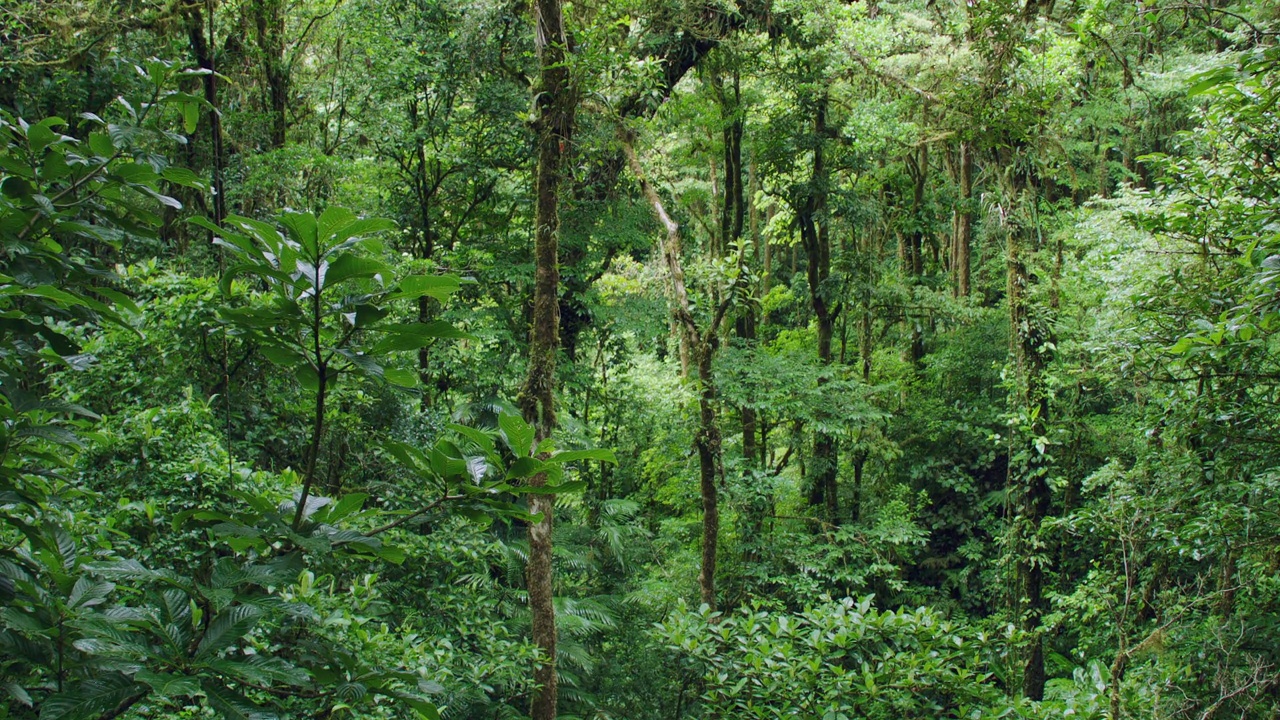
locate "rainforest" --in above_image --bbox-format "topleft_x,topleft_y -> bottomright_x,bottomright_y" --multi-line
1,0 -> 1278,717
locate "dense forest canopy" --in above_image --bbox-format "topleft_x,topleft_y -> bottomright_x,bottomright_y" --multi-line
2,0 -> 1279,718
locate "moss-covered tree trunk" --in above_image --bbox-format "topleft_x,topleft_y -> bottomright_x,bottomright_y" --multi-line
522,0 -> 575,715
1007,187 -> 1052,701
249,0 -> 288,149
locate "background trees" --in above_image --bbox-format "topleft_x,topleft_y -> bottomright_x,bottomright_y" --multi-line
3,0 -> 1280,718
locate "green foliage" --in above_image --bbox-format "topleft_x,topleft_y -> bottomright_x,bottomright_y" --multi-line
207,206 -> 465,391
658,596 -> 1026,719
7,1 -> 1280,718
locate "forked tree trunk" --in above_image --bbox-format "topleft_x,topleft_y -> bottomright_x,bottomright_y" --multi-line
522,0 -> 575,715
620,130 -> 733,611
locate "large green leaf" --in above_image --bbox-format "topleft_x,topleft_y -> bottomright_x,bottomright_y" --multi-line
196,605 -> 265,659
370,321 -> 472,353
383,367 -> 419,387
135,671 -> 201,700
383,440 -> 430,472
390,275 -> 461,302
548,449 -> 618,465
506,456 -> 544,480
386,692 -> 441,720
205,656 -> 307,686
498,413 -> 534,458
318,205 -> 357,242
38,673 -> 142,720
447,423 -> 496,454
324,254 -> 389,289
329,217 -> 396,249
279,211 -> 319,259
202,681 -> 278,720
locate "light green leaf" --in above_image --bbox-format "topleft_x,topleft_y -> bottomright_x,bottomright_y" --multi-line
182,102 -> 199,134
547,448 -> 617,465
384,368 -> 419,387
498,413 -> 534,457
279,211 -> 319,259
324,254 -> 389,289
391,275 -> 461,302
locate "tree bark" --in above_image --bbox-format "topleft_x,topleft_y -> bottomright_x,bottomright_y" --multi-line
907,140 -> 928,364
796,95 -> 838,523
1007,195 -> 1052,701
955,140 -> 972,298
522,0 -> 575,715
719,68 -> 756,471
620,129 -> 732,611
249,0 -> 288,149
185,3 -> 225,226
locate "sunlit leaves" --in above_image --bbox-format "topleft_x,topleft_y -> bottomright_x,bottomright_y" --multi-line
206,207 -> 468,389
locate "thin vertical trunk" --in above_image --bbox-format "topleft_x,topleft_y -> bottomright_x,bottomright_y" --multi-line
186,4 -> 225,226
523,0 -> 575,715
250,0 -> 288,149
908,141 -> 928,363
742,172 -> 759,456
859,220 -> 875,384
797,95 -> 838,523
762,203 -> 773,314
695,344 -> 720,609
721,70 -> 755,470
621,130 -> 729,611
852,452 -> 865,523
1096,129 -> 1110,199
956,140 -> 973,297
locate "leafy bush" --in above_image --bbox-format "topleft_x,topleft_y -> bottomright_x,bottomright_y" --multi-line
657,596 -> 1027,719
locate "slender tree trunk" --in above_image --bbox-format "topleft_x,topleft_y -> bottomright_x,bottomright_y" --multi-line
522,0 -> 575,715
250,0 -> 288,149
956,140 -> 973,297
186,4 -> 225,226
621,130 -> 729,610
695,341 -> 720,609
1096,129 -> 1110,199
852,451 -> 866,523
721,69 -> 756,471
796,95 -> 838,522
908,141 -> 928,364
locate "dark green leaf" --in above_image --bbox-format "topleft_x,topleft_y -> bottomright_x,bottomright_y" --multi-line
196,605 -> 265,659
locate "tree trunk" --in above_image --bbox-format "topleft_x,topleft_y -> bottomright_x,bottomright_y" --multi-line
956,140 -> 972,298
721,69 -> 756,471
908,141 -> 928,364
695,341 -> 720,609
249,0 -> 288,149
620,130 -> 730,611
522,0 -> 575,715
797,95 -> 838,523
1007,196 -> 1052,701
186,5 -> 225,226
